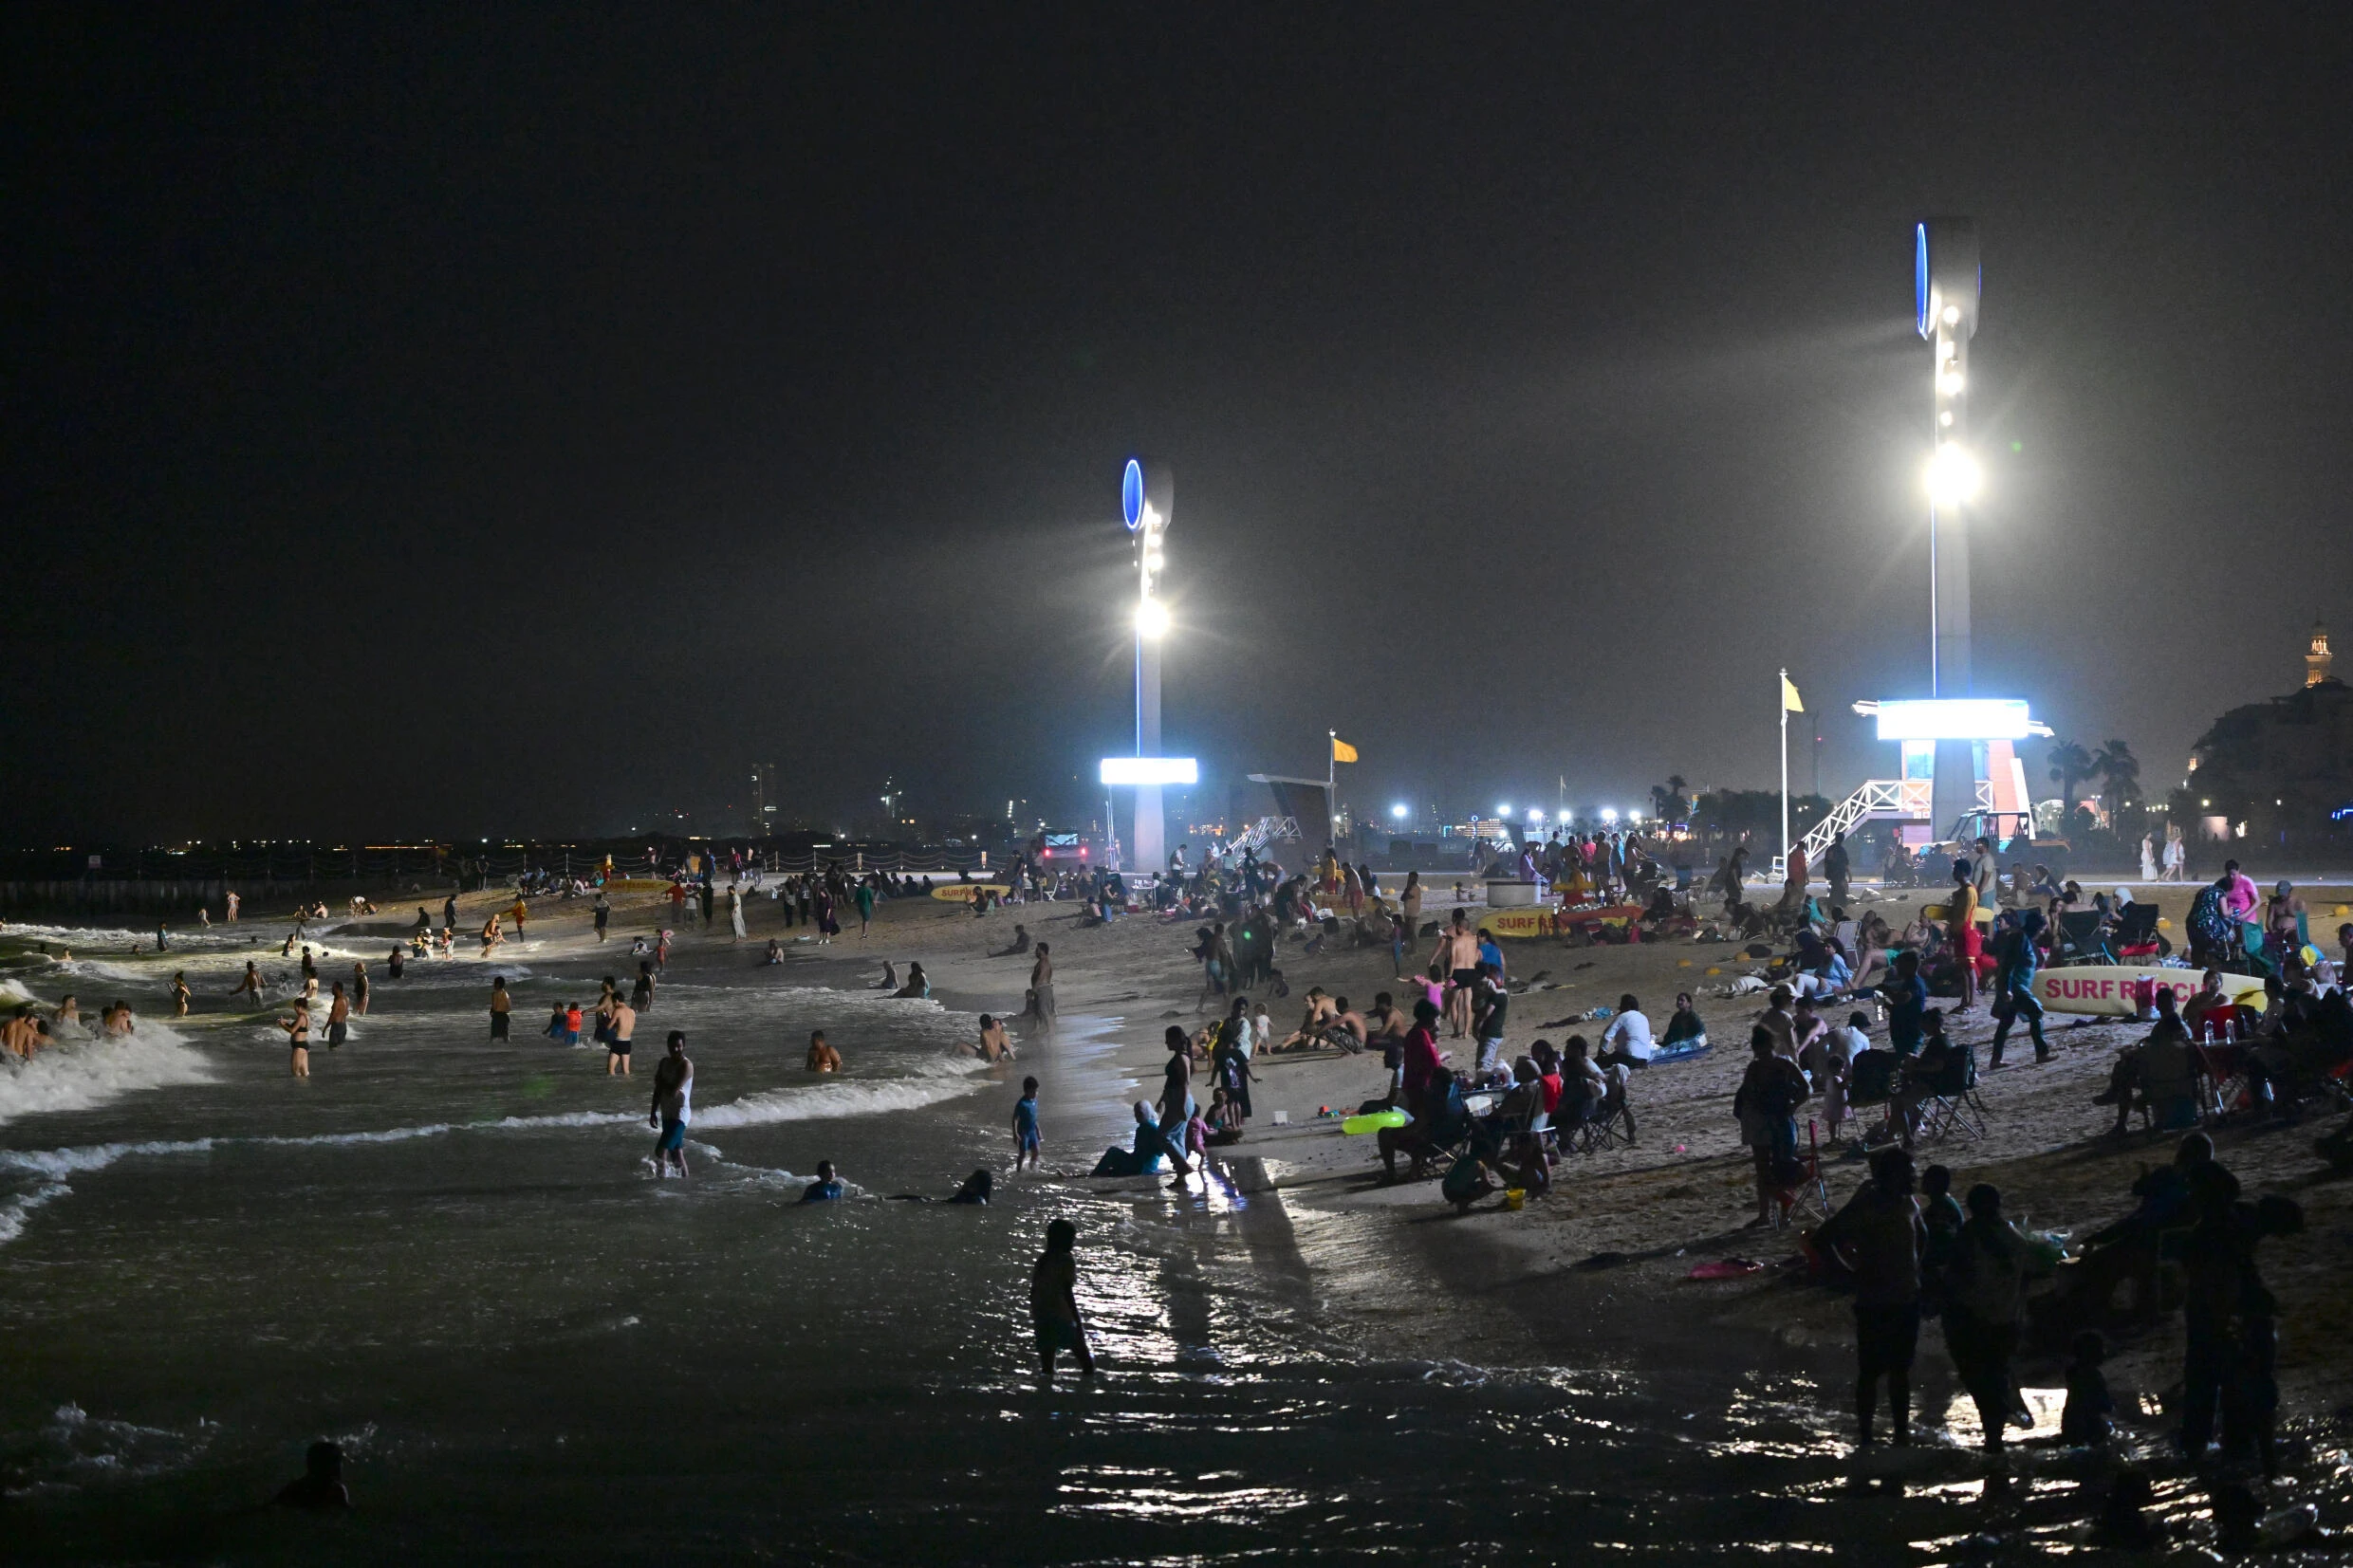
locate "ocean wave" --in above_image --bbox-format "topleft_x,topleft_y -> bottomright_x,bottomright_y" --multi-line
0,1025 -> 216,1126
692,1070 -> 986,1128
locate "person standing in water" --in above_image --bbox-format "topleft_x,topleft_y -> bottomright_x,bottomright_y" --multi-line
1029,944 -> 1056,1024
633,962 -> 656,1013
1012,1077 -> 1043,1171
278,997 -> 312,1078
489,976 -> 512,1042
1029,1218 -> 1095,1384
350,961 -> 369,1016
649,1031 -> 693,1177
324,981 -> 350,1050
606,991 -> 636,1076
232,961 -> 265,1009
1815,1146 -> 1927,1449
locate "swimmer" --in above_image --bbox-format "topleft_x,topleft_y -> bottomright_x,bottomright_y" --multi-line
2,1006 -> 42,1058
806,1029 -> 842,1072
279,998 -> 312,1078
799,1160 -> 844,1202
1011,1076 -> 1042,1170
648,1031 -> 693,1177
272,1441 -> 350,1510
56,993 -> 80,1028
1028,1218 -> 1095,1384
171,972 -> 192,1017
948,1169 -> 992,1204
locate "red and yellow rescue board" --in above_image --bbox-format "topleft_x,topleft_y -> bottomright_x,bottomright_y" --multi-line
1477,904 -> 1645,940
2031,966 -> 2265,1017
930,883 -> 1010,903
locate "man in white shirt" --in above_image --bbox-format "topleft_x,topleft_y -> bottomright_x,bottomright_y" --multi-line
1597,994 -> 1655,1070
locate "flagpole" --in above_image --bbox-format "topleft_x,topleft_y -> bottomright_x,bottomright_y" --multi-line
1779,668 -> 1790,870
1328,729 -> 1336,792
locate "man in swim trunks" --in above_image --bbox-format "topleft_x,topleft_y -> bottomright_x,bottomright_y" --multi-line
649,1031 -> 693,1177
1433,911 -> 1480,1040
324,981 -> 350,1049
606,994 -> 636,1077
806,1029 -> 842,1072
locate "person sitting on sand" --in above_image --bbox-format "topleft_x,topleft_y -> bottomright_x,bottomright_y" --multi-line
1091,1101 -> 1173,1177
1662,992 -> 1708,1053
893,962 -> 931,1000
806,1029 -> 842,1073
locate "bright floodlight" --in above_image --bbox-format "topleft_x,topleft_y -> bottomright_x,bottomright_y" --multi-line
1495,803 -> 1510,817
1873,698 -> 2034,742
1925,443 -> 1982,507
1100,756 -> 1198,786
1526,808 -> 1545,822
1135,599 -> 1171,639
1389,803 -> 1409,821
1601,807 -> 1619,824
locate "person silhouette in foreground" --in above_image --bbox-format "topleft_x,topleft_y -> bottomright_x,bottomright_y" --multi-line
273,1442 -> 350,1510
1030,1217 -> 1095,1385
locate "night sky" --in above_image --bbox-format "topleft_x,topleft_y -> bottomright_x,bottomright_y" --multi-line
9,8 -> 2352,843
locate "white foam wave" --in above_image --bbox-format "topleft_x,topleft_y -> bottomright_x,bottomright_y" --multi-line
692,1071 -> 986,1128
0,1025 -> 215,1126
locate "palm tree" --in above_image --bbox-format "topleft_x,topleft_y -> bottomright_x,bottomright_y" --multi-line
2047,739 -> 2095,829
2092,739 -> 2140,810
1650,774 -> 1691,823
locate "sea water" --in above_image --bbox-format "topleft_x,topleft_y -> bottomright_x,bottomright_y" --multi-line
0,923 -> 2330,1562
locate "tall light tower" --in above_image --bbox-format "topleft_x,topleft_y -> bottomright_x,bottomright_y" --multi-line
1918,218 -> 1983,835
1122,457 -> 1174,872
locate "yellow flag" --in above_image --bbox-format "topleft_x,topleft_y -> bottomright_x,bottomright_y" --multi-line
1331,736 -> 1360,764
1781,673 -> 1804,713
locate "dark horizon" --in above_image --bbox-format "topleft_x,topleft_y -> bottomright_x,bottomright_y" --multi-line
9,8 -> 2353,843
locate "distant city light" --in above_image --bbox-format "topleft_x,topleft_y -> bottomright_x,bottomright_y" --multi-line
1925,443 -> 1982,506
1389,803 -> 1409,821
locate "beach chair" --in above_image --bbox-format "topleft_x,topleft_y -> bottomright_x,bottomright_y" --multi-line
1908,1042 -> 1988,1146
2053,909 -> 2115,967
2193,1030 -> 2255,1126
1768,1119 -> 1833,1228
2113,903 -> 2163,959
1573,1077 -> 1638,1153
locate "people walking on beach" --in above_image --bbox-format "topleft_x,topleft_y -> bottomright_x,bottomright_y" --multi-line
1029,1217 -> 1096,1385
278,997 -> 312,1078
607,993 -> 636,1076
1987,909 -> 2050,1068
1012,1077 -> 1043,1170
489,976 -> 512,1042
730,885 -> 748,941
649,1031 -> 693,1177
1946,858 -> 1980,1017
855,879 -> 875,939
510,896 -> 528,941
1816,1147 -> 1926,1449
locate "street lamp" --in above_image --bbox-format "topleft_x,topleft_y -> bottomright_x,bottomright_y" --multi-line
1918,217 -> 1983,837
1120,457 -> 1176,870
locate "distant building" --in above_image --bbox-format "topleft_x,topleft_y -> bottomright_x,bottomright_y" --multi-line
2184,619 -> 2353,841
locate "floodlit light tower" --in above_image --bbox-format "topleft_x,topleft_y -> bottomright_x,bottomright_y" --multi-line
1918,218 -> 1983,832
1121,458 -> 1175,871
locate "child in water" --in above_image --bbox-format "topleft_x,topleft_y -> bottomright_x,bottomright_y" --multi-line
1028,1218 -> 1094,1385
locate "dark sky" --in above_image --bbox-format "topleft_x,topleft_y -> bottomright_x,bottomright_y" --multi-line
9,7 -> 2352,843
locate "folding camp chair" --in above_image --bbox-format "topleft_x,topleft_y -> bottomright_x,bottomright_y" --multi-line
1574,1077 -> 1638,1153
2193,1031 -> 2255,1126
1768,1119 -> 1833,1228
2113,902 -> 2163,960
1907,1042 -> 1988,1146
2053,909 -> 2115,967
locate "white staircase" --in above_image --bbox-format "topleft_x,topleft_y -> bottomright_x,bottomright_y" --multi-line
1772,778 -> 1993,879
